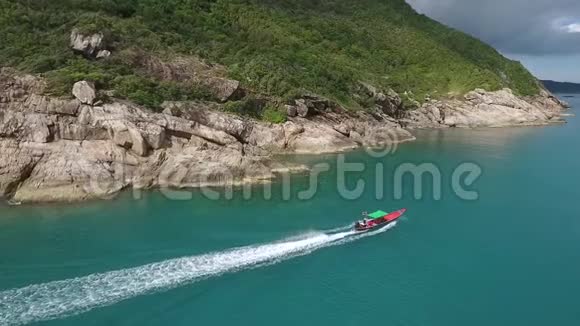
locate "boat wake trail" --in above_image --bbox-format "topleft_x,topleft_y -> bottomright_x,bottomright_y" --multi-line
324,224 -> 354,234
0,222 -> 396,325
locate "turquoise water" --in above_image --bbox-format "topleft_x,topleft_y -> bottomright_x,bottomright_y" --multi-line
1,96 -> 580,325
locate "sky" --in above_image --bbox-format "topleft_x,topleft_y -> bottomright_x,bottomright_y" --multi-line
405,0 -> 580,83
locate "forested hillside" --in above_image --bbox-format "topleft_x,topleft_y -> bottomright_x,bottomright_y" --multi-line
0,0 -> 540,110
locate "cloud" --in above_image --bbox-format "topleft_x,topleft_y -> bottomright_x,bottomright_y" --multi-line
405,0 -> 580,56
563,23 -> 580,33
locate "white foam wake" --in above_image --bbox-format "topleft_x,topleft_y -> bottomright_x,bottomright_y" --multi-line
0,222 -> 396,325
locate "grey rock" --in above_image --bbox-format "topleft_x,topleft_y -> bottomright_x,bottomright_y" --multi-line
247,123 -> 286,151
206,77 -> 243,102
361,125 -> 415,147
138,122 -> 166,150
0,139 -> 42,197
24,114 -> 53,143
70,29 -> 107,58
162,101 -> 252,141
50,99 -> 81,116
162,106 -> 177,117
111,125 -> 149,157
140,55 -> 244,102
191,122 -> 239,148
157,143 -> 273,190
286,121 -> 358,154
291,93 -> 339,117
128,127 -> 148,157
0,68 -> 568,203
72,81 -> 96,105
295,99 -> 310,117
285,105 -> 297,117
0,110 -> 25,137
11,141 -> 128,202
404,88 -> 567,129
283,122 -> 305,139
57,120 -> 109,141
349,131 -> 363,144
96,50 -> 111,59
112,128 -> 132,149
359,82 -> 403,117
333,123 -> 352,137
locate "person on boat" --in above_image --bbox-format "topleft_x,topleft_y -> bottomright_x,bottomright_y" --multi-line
358,212 -> 367,225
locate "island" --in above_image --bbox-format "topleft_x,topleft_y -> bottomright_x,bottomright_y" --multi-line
0,0 -> 569,203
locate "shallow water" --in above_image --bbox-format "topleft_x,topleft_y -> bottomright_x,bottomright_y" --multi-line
1,96 -> 579,326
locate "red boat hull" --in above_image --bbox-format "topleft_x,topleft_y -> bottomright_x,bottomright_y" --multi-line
354,208 -> 407,232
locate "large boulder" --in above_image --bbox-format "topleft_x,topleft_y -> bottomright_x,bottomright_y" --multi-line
47,98 -> 81,116
11,141 -> 129,202
285,104 -> 297,117
161,115 -> 196,137
0,139 -> 43,197
72,81 -> 96,105
23,114 -> 53,143
161,101 -> 253,141
295,99 -> 310,117
0,111 -> 55,143
360,125 -> 415,147
359,82 -> 403,117
57,119 -> 109,141
96,50 -> 111,59
157,142 -> 273,189
206,77 -> 244,102
137,122 -> 166,150
283,121 -> 305,138
289,93 -> 340,118
0,70 -> 82,116
109,123 -> 149,157
158,113 -> 239,147
286,122 -> 358,154
246,123 -> 286,152
191,122 -> 240,148
0,110 -> 25,138
139,55 -> 244,102
70,29 -> 110,59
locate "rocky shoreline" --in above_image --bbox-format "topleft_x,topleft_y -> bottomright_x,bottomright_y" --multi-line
403,88 -> 567,129
0,68 -> 567,203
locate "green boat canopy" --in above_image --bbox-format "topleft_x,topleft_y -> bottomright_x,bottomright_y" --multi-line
368,210 -> 388,219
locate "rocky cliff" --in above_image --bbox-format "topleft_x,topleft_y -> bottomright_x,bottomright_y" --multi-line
0,68 -> 418,203
0,1 -> 570,204
0,67 -> 568,203
403,88 -> 567,129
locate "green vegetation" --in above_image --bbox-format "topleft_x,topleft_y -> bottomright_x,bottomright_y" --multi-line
222,97 -> 285,123
42,57 -> 212,110
223,97 -> 263,118
261,105 -> 287,124
0,0 -> 540,112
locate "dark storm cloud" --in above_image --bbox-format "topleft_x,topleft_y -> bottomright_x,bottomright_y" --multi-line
406,0 -> 580,55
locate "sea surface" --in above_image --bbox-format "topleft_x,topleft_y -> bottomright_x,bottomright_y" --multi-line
1,96 -> 580,326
